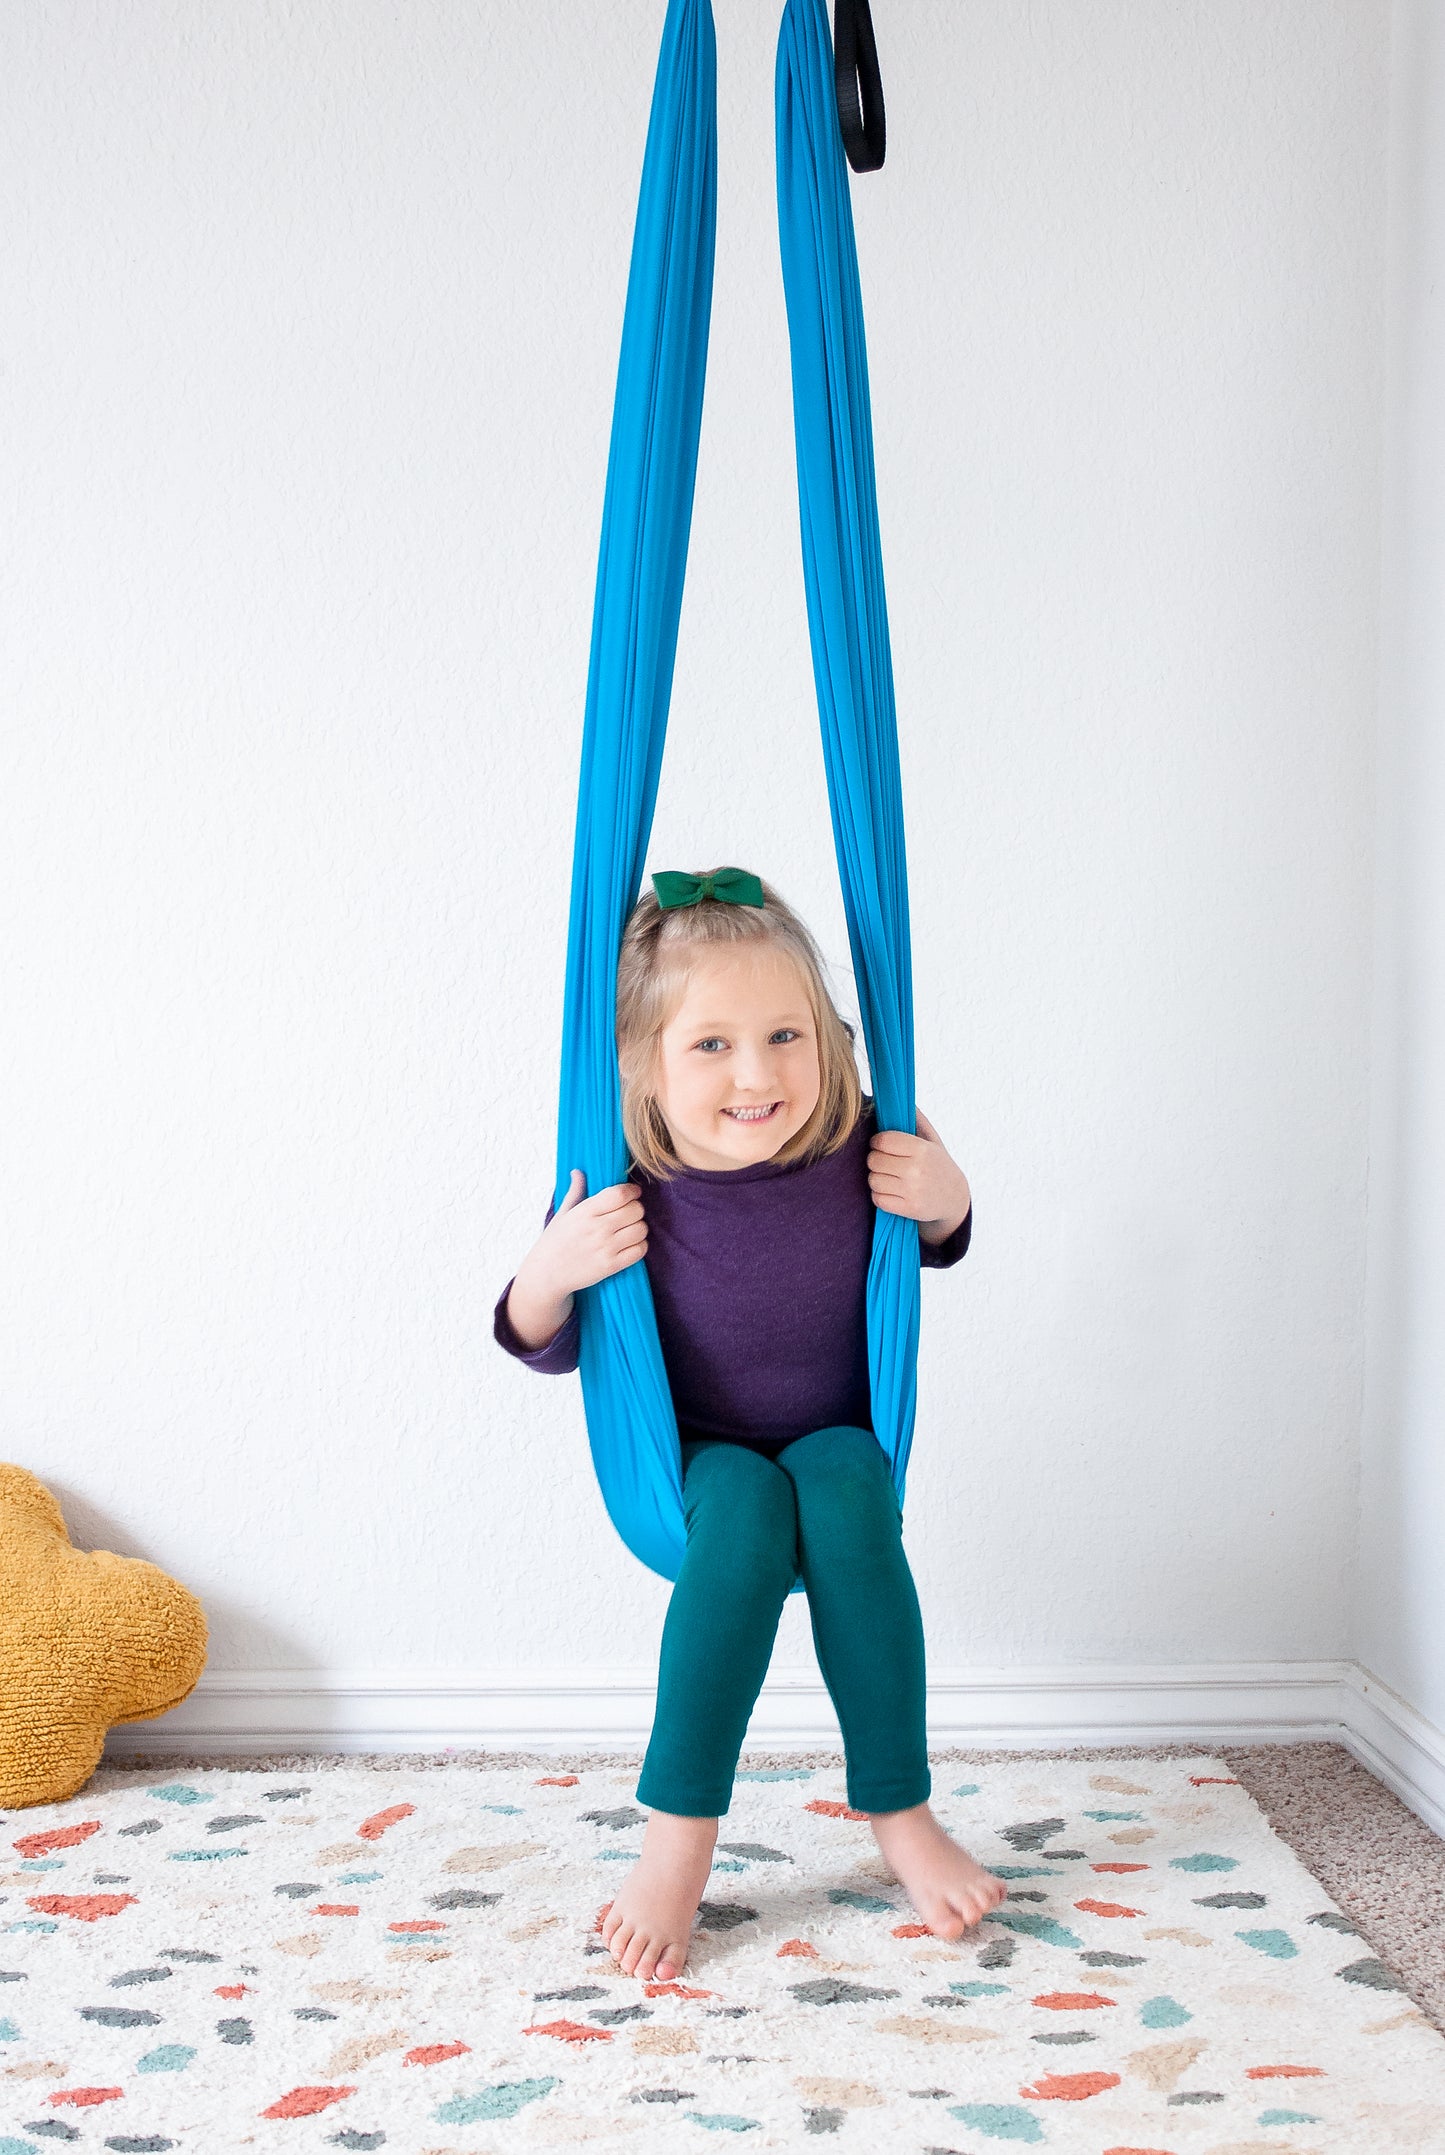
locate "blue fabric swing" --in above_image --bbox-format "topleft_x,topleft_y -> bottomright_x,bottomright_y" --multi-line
553,0 -> 918,1584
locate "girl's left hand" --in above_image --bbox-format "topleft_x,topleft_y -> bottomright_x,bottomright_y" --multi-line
868,1108 -> 972,1244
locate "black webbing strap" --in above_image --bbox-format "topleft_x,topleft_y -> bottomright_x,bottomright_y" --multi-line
833,0 -> 886,172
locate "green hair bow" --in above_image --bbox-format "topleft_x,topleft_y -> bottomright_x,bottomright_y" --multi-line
651,866 -> 765,910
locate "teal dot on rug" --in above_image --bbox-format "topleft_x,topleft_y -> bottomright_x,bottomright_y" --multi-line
336,1872 -> 383,1885
1084,1809 -> 1142,1821
992,1866 -> 1053,1879
137,2046 -> 196,2073
1258,2111 -> 1321,2126
952,1982 -> 1009,1997
167,1849 -> 247,1862
0,2140 -> 38,2154
1170,1853 -> 1238,1872
1140,1995 -> 1192,2028
19,1860 -> 63,1872
683,2116 -> 759,2133
827,1890 -> 894,1914
946,2103 -> 1045,2143
482,1803 -> 523,1814
951,1783 -> 980,1797
990,1910 -> 1084,1949
1237,1928 -> 1299,1959
735,1769 -> 813,1781
0,2018 -> 19,2041
145,1785 -> 211,1804
432,2080 -> 558,2125
6,1922 -> 57,1935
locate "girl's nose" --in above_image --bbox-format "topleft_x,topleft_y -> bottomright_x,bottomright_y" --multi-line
731,1046 -> 777,1092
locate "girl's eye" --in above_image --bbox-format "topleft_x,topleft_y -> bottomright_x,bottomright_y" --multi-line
695,1037 -> 727,1053
693,1034 -> 796,1051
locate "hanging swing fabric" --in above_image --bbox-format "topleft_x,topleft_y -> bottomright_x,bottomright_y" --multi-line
553,0 -> 918,1585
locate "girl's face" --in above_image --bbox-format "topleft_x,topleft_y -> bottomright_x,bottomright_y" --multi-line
654,946 -> 822,1172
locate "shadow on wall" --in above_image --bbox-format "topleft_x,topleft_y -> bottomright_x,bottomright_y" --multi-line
49,1476 -> 320,1677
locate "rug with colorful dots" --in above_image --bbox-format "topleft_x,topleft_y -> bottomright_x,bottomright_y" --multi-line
3,1754 -> 1444,2152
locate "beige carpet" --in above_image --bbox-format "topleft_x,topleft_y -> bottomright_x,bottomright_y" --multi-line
1223,1742 -> 1445,2034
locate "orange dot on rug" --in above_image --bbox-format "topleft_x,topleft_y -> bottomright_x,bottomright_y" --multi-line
524,2018 -> 613,2043
357,1804 -> 415,1840
14,1820 -> 102,1857
1019,2070 -> 1123,2101
28,1894 -> 137,1922
260,2086 -> 357,2119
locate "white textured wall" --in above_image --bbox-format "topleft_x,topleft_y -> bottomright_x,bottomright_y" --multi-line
1358,0 -> 1445,1731
3,2 -> 1386,1691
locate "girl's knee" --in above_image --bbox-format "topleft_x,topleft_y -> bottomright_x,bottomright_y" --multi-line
785,1424 -> 895,1493
683,1444 -> 798,1569
784,1426 -> 903,1537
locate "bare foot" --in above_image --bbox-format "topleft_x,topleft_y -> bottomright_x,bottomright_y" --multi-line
867,1802 -> 1008,1939
600,1809 -> 719,1980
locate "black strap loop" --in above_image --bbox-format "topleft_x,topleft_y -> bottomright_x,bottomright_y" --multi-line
833,0 -> 886,173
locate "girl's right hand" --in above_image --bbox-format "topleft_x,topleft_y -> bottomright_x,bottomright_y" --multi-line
530,1170 -> 649,1297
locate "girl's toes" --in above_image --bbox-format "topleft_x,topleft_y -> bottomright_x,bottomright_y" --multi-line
608,1919 -> 635,1965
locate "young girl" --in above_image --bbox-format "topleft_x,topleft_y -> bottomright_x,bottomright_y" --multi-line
495,869 -> 1005,1982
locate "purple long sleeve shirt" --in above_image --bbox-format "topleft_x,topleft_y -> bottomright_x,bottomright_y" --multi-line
494,1102 -> 971,1457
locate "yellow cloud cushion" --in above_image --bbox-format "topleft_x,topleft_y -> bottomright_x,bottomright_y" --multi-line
0,1463 -> 208,1809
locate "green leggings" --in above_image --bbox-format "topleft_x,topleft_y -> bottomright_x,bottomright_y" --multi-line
635,1425 -> 931,1818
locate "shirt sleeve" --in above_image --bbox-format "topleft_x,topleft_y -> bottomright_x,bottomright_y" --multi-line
493,1280 -> 581,1374
920,1201 -> 972,1270
493,1193 -> 581,1374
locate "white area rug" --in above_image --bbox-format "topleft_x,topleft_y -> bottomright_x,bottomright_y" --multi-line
3,1753 -> 1444,2151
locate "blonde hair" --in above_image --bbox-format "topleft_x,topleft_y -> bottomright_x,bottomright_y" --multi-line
617,870 -> 863,1178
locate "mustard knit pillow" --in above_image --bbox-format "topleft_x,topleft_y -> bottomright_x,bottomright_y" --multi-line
0,1463 -> 208,1808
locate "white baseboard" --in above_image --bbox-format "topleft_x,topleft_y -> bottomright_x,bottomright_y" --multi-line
100,1660 -> 1445,1840
1340,1663 -> 1445,1838
104,1658 -> 1351,1758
